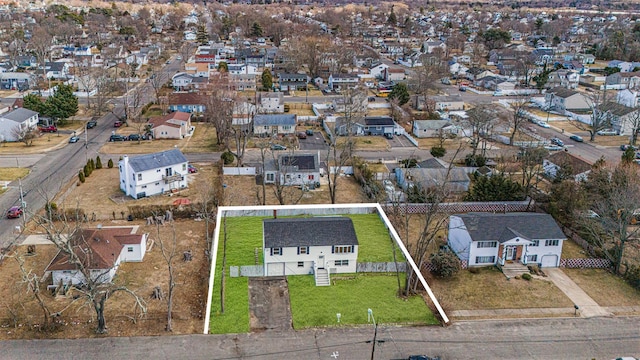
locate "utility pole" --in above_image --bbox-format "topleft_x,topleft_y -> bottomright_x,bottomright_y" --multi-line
16,158 -> 26,229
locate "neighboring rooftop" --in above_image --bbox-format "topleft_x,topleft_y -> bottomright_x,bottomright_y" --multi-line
126,149 -> 188,172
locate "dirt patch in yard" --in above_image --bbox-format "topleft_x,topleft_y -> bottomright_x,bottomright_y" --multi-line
248,277 -> 293,332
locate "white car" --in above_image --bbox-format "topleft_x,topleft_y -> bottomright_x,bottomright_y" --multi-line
537,121 -> 551,128
596,129 -> 617,136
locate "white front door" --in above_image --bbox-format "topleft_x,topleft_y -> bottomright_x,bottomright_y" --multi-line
506,246 -> 516,260
317,255 -> 325,269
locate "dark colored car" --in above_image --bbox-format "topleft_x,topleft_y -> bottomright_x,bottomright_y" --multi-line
305,129 -> 314,136
569,135 -> 584,142
86,120 -> 97,129
109,134 -> 126,142
384,133 -> 394,139
7,206 -> 23,219
188,164 -> 198,173
128,134 -> 143,141
550,137 -> 564,147
297,132 -> 307,139
39,125 -> 57,133
114,121 -> 123,127
620,144 -> 638,151
69,136 -> 80,143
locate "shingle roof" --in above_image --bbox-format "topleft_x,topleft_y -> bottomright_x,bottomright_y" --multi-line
263,217 -> 358,248
455,212 -> 565,243
127,149 -> 187,172
148,111 -> 191,127
280,154 -> 317,171
365,116 -> 394,126
599,101 -> 636,117
1,108 -> 38,123
254,114 -> 296,126
548,87 -> 578,98
413,120 -> 451,131
546,151 -> 592,175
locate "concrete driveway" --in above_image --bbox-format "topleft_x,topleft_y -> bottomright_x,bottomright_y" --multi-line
544,268 -> 612,318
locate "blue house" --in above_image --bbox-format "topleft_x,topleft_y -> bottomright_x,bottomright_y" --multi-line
168,93 -> 206,114
363,117 -> 395,136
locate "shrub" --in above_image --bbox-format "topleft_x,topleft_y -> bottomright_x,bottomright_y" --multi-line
89,158 -> 95,171
430,146 -> 446,158
430,250 -> 461,278
522,273 -> 532,281
79,170 -> 85,183
108,159 -> 114,168
83,165 -> 90,178
221,151 -> 235,165
465,154 -> 487,167
623,265 -> 640,290
96,156 -> 103,169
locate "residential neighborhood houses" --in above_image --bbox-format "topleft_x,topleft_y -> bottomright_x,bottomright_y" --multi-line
0,0 -> 638,357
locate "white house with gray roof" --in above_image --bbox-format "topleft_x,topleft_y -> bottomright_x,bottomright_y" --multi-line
118,149 -> 189,199
0,108 -> 39,142
263,217 -> 358,283
253,114 -> 296,136
448,212 -> 565,268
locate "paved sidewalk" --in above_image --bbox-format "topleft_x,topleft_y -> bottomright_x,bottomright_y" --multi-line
452,307 -> 576,317
544,268 -> 612,318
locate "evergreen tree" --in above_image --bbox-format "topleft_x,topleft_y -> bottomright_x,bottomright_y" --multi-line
261,68 -> 273,91
45,84 -> 78,123
465,173 -> 525,201
196,25 -> 209,45
79,170 -> 85,183
387,6 -> 397,25
107,159 -> 114,168
96,156 -> 103,169
388,83 -> 410,105
251,22 -> 263,37
218,61 -> 228,72
23,93 -> 45,113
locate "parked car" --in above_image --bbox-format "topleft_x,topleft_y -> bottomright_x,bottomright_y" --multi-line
384,133 -> 394,139
114,121 -> 123,127
408,356 -> 441,360
537,121 -> 550,128
597,129 -> 617,136
6,206 -> 23,219
297,132 -> 307,139
86,120 -> 97,129
128,134 -> 143,141
188,164 -> 198,173
550,138 -> 564,147
544,145 -> 564,151
620,144 -> 638,151
109,134 -> 126,142
569,135 -> 584,142
39,125 -> 57,133
271,144 -> 287,151
69,136 -> 80,143
305,129 -> 314,136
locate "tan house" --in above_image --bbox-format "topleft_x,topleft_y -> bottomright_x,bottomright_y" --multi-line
148,111 -> 192,139
545,88 -> 591,113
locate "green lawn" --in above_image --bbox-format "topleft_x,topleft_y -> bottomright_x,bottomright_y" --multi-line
288,273 -> 437,328
209,214 -> 411,334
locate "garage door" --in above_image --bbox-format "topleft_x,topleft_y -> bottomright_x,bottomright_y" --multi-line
267,263 -> 284,276
540,255 -> 558,268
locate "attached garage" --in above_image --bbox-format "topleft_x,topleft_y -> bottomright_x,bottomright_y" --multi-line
540,254 -> 559,268
267,262 -> 285,276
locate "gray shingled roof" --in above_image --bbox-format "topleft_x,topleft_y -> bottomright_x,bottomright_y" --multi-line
127,149 -> 187,172
263,217 -> 358,248
280,154 -> 317,171
365,117 -> 395,126
456,212 -> 565,243
254,114 -> 296,126
1,108 -> 38,123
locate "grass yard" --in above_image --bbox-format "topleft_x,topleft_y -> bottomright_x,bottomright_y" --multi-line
561,239 -> 590,259
0,167 -> 30,181
427,266 -> 574,311
341,136 -> 389,151
563,269 -> 640,307
288,273 -> 437,328
209,214 -> 409,333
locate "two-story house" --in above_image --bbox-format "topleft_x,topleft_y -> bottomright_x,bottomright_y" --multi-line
171,73 -> 193,91
277,73 -> 308,91
118,149 -> 189,199
605,72 -> 640,90
0,108 -> 39,142
545,87 -> 591,113
328,73 -> 359,90
547,69 -> 580,89
263,153 -> 321,187
257,92 -> 284,113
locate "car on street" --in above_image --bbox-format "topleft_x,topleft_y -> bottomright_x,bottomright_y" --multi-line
114,121 -> 123,127
69,136 -> 80,143
166,60 -> 171,64
297,132 -> 307,139
109,134 -> 126,142
86,120 -> 97,129
6,206 -> 23,219
39,125 -> 57,133
620,144 -> 638,151
569,135 -> 584,142
597,129 -> 617,136
305,129 -> 314,136
537,121 -> 550,128
550,137 -> 564,147
270,144 -> 287,151
544,145 -> 564,151
188,164 -> 198,173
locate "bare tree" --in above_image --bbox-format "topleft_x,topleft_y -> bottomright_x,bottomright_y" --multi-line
627,108 -> 640,146
269,148 -> 305,205
179,42 -> 196,64
570,90 -> 612,141
11,126 -> 37,147
194,176 -> 221,256
32,203 -> 147,334
456,104 -> 500,157
127,87 -> 146,142
29,26 -> 53,84
204,91 -> 233,146
408,53 -> 448,95
507,96 -> 531,145
155,220 -> 178,331
518,146 -> 549,203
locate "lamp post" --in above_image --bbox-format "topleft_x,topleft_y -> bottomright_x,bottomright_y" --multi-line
546,93 -> 554,124
367,308 -> 377,360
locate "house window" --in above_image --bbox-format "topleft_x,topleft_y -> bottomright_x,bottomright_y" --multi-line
137,173 -> 142,181
282,126 -> 291,130
128,247 -> 134,252
332,245 -> 353,254
530,240 -> 539,247
335,260 -> 349,266
475,256 -> 496,264
477,241 -> 497,248
298,246 -> 309,255
545,240 -> 559,246
142,185 -> 147,189
526,255 -> 538,262
297,261 -> 304,268
165,168 -> 173,176
264,126 -> 269,130
270,248 -> 282,256
132,174 -> 135,181
155,182 -> 160,186
183,164 -> 187,171
309,175 -> 314,180
266,173 -> 274,182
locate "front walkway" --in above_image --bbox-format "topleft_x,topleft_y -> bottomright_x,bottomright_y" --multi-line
544,268 -> 612,317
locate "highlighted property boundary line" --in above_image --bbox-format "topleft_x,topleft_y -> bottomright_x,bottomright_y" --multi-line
202,203 -> 449,334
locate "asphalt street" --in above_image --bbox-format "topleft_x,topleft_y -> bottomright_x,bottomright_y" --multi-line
1,317 -> 638,359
